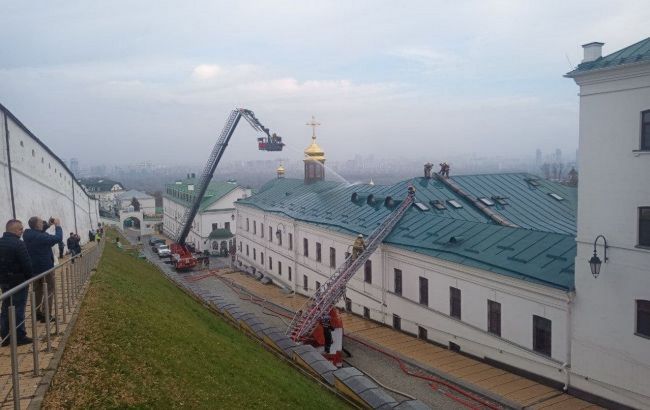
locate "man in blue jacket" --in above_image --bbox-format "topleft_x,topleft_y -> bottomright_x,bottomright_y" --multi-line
0,219 -> 33,346
23,217 -> 63,323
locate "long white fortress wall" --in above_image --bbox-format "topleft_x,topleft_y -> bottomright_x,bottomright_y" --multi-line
0,103 -> 99,247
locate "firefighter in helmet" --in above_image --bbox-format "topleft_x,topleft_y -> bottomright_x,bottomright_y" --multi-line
352,234 -> 366,260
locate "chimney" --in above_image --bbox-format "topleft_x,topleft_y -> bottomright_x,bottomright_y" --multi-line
582,42 -> 604,63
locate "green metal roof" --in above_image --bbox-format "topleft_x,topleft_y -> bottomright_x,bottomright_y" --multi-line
164,179 -> 239,212
449,173 -> 576,235
566,37 -> 650,76
237,174 -> 577,290
209,228 -> 233,239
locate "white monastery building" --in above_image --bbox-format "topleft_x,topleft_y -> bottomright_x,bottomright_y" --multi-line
235,37 -> 650,408
78,177 -> 124,215
565,38 -> 650,408
116,189 -> 156,216
163,175 -> 251,254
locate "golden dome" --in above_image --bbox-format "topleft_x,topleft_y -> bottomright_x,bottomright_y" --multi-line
276,162 -> 285,174
304,135 -> 325,161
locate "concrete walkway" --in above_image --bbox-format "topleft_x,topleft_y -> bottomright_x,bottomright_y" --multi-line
217,271 -> 602,410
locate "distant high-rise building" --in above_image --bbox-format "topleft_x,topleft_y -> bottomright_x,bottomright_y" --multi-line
555,148 -> 562,163
70,158 -> 79,174
535,149 -> 542,165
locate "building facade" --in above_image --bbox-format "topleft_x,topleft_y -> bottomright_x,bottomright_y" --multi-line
116,189 -> 156,216
566,39 -> 650,408
163,178 -> 251,253
78,177 -> 124,216
235,132 -> 581,391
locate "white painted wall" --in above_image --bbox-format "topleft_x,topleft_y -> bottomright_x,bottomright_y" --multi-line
569,61 -> 650,408
235,204 -> 572,383
0,106 -> 100,256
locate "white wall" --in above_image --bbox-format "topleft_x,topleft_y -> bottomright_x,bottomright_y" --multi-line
235,203 -> 572,383
0,106 -> 100,254
570,62 -> 650,408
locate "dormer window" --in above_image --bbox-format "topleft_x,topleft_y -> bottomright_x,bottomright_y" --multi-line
642,110 -> 650,151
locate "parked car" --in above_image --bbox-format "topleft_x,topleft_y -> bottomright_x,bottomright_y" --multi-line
157,245 -> 171,258
149,237 -> 165,246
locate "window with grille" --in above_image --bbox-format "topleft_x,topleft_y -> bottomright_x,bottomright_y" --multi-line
394,269 -> 402,295
642,110 -> 650,150
393,314 -> 401,330
288,266 -> 292,281
329,247 -> 336,268
450,287 -> 461,319
636,300 -> 650,338
269,226 -> 272,242
316,242 -> 322,262
261,223 -> 264,238
640,207 -> 650,247
303,238 -> 309,257
533,315 -> 552,356
278,261 -> 282,276
364,260 -> 372,284
363,307 -> 370,319
288,233 -> 293,250
419,277 -> 428,306
303,275 -> 308,291
488,300 -> 501,336
418,326 -> 428,340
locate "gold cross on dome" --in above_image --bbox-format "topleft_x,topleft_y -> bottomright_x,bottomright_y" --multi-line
306,115 -> 321,138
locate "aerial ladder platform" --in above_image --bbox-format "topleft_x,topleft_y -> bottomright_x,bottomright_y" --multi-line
286,186 -> 416,363
170,109 -> 284,270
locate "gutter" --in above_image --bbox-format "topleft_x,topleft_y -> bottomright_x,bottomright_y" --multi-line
564,291 -> 575,391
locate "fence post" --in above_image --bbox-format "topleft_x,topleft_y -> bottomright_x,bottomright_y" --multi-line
53,271 -> 59,335
43,281 -> 51,352
30,291 -> 40,376
61,266 -> 67,323
9,305 -> 20,410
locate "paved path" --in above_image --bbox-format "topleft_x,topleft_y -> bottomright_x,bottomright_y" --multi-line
216,271 -> 602,410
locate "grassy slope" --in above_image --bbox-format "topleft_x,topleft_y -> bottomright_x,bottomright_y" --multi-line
44,231 -> 346,409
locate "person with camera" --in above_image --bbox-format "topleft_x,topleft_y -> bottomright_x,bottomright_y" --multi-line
23,217 -> 62,323
0,219 -> 34,346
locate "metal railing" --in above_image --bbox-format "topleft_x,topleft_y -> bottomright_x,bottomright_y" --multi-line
0,241 -> 104,409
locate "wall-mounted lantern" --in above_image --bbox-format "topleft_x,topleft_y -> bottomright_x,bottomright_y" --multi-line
589,235 -> 608,278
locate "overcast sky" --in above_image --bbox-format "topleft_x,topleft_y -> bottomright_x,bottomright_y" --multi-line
0,1 -> 648,166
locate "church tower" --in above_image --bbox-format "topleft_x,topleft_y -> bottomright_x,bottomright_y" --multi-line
304,116 -> 326,184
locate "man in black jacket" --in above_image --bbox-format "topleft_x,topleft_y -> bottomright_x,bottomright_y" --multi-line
23,217 -> 62,323
0,219 -> 33,346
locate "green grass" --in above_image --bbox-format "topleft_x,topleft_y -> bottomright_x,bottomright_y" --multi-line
44,229 -> 347,409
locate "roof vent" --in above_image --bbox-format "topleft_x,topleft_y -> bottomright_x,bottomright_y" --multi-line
479,197 -> 495,206
430,199 -> 446,210
351,192 -> 368,202
524,178 -> 540,187
384,196 -> 394,208
491,195 -> 509,205
449,235 -> 465,244
414,202 -> 429,211
582,42 -> 604,63
447,199 -> 463,209
549,193 -> 564,201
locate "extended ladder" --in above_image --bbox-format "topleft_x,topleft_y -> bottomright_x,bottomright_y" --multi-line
286,187 -> 416,342
173,109 -> 272,245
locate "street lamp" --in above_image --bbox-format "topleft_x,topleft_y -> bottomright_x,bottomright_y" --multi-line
589,235 -> 608,278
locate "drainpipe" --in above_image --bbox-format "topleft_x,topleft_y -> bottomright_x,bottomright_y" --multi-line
71,178 -> 78,233
563,291 -> 575,391
3,110 -> 16,219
